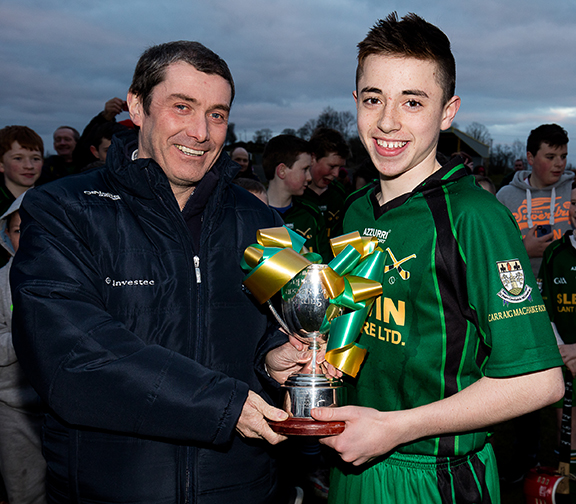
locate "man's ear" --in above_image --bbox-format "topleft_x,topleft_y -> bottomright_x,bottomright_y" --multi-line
127,92 -> 143,127
89,145 -> 99,160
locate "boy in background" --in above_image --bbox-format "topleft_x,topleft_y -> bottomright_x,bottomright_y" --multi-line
538,181 -> 576,461
296,128 -> 350,238
263,134 -> 331,261
0,192 -> 46,504
497,124 -> 573,278
0,126 -> 43,267
312,13 -> 564,504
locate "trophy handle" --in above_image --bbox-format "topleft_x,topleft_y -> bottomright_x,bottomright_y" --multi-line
266,299 -> 290,334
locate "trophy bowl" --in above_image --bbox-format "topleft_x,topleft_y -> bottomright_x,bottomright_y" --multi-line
268,264 -> 346,436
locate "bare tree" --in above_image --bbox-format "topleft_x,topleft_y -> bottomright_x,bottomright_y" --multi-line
465,122 -> 492,147
252,128 -> 273,145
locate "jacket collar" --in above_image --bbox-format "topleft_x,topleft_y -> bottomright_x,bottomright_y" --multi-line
370,156 -> 468,219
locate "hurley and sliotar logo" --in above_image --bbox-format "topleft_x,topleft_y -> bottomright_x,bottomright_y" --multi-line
496,259 -> 532,304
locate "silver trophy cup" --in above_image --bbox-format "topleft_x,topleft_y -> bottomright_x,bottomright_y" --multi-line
268,264 -> 345,434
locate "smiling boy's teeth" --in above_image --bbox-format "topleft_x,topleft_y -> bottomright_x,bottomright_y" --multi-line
377,140 -> 407,148
176,144 -> 204,156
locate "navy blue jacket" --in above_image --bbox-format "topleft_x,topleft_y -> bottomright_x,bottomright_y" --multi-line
11,131 -> 284,503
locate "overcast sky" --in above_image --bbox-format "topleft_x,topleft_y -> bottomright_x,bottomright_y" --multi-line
1,0 -> 575,167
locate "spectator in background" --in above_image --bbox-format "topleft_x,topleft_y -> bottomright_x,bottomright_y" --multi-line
496,124 -> 573,483
231,146 -> 260,181
352,158 -> 379,192
233,177 -> 268,205
474,174 -> 496,195
497,124 -> 573,278
538,180 -> 576,463
39,125 -> 79,184
0,125 -> 43,266
0,192 -> 46,504
296,127 -> 350,238
80,121 -> 130,172
74,97 -> 131,170
499,158 -> 526,189
263,134 -> 331,261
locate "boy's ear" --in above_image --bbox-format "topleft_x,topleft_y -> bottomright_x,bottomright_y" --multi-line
526,151 -> 534,167
440,95 -> 461,131
0,161 -> 4,174
276,163 -> 287,179
89,145 -> 99,159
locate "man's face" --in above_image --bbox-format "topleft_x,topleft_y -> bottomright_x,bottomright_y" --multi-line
527,142 -> 567,189
128,61 -> 231,204
53,128 -> 77,158
231,147 -> 250,171
569,187 -> 576,229
0,141 -> 42,190
310,152 -> 346,191
354,55 -> 460,192
283,152 -> 312,196
514,160 -> 524,171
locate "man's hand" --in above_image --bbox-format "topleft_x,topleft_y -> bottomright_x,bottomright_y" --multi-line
103,97 -> 127,121
236,391 -> 288,444
312,406 -> 407,466
265,335 -> 344,384
559,344 -> 576,377
523,226 -> 553,258
265,335 -> 310,384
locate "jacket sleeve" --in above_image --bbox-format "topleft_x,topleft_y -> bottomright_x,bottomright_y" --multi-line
11,189 -> 248,445
0,264 -> 16,366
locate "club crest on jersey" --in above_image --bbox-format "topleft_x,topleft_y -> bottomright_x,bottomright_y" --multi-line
496,259 -> 532,304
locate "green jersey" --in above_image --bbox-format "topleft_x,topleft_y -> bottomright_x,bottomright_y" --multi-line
341,160 -> 562,458
296,180 -> 347,238
538,230 -> 576,343
272,199 -> 332,262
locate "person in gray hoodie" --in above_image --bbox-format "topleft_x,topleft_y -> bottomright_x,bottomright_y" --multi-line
0,191 -> 46,504
497,124 -> 573,278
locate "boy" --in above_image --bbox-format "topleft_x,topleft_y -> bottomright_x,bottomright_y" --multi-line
296,128 -> 350,238
0,192 -> 46,504
538,181 -> 576,459
0,126 -> 43,215
497,124 -> 573,278
264,134 -> 331,261
0,126 -> 43,267
312,13 -> 564,504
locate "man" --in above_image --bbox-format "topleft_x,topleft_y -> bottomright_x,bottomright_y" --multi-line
231,145 -> 260,180
263,134 -> 331,261
40,125 -> 80,184
296,127 -> 350,238
499,158 -> 525,189
497,124 -> 573,278
311,13 -> 564,504
11,41 -> 308,504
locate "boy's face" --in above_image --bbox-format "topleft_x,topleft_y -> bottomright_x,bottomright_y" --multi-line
527,142 -> 567,189
282,152 -> 312,196
570,187 -> 576,229
6,210 -> 21,253
0,141 -> 43,190
310,152 -> 346,190
354,55 -> 459,192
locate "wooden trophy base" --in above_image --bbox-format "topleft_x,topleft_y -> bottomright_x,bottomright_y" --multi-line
269,417 -> 345,436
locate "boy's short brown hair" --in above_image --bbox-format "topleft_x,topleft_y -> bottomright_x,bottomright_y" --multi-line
0,126 -> 44,159
356,12 -> 456,105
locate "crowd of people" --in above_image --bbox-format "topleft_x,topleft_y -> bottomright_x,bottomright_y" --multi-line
0,11 -> 574,504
